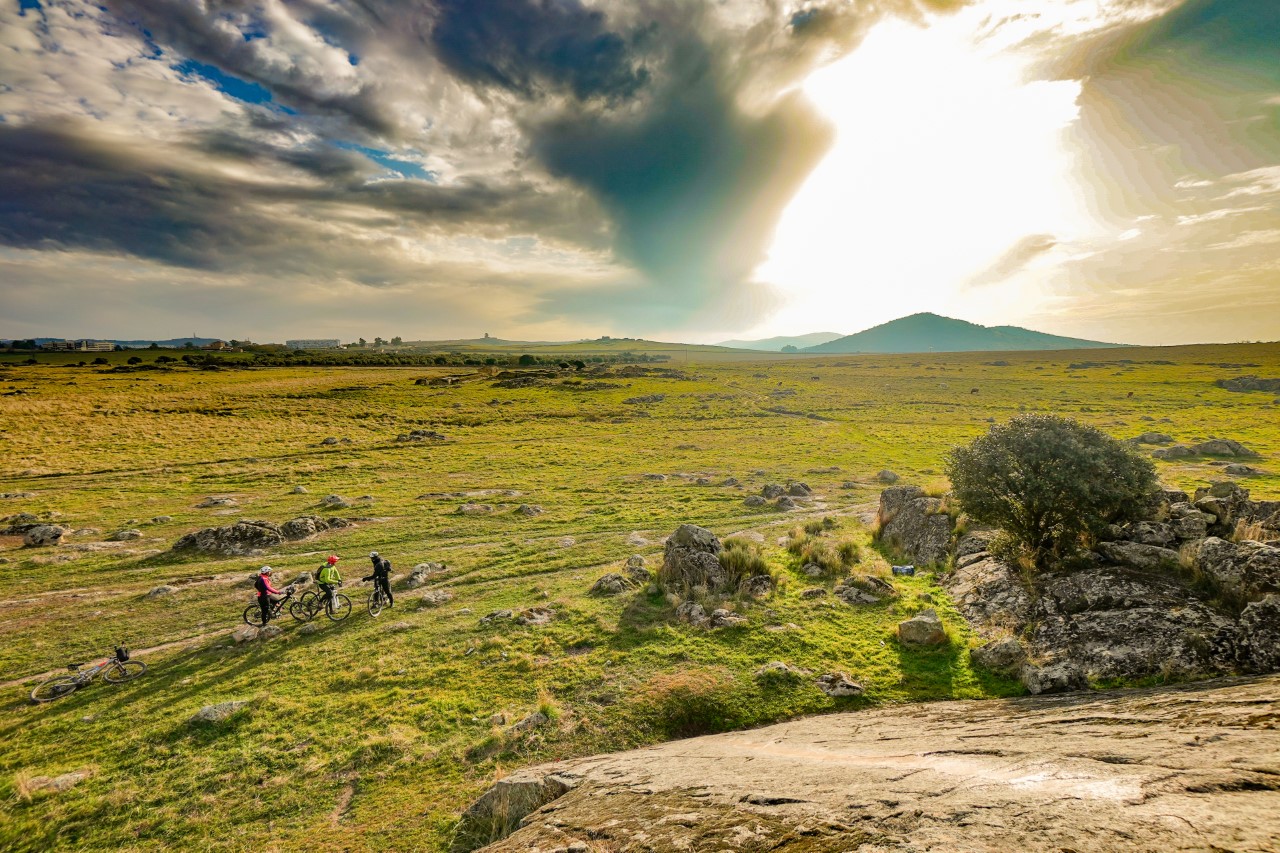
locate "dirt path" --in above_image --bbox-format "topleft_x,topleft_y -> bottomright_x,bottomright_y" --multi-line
2,629 -> 223,690
460,675 -> 1280,852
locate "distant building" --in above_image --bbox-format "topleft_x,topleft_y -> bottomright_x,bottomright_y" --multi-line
202,340 -> 238,351
286,339 -> 342,349
43,339 -> 114,352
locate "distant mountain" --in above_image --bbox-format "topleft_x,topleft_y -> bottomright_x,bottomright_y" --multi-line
20,336 -> 222,349
803,313 -> 1126,354
717,332 -> 844,351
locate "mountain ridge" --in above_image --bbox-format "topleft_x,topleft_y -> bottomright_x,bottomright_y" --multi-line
804,313 -> 1126,354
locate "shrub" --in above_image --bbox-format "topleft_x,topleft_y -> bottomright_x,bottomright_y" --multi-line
719,537 -> 769,587
945,414 -> 1157,570
632,667 -> 738,738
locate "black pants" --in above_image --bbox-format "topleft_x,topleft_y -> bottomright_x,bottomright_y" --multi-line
319,583 -> 335,609
377,575 -> 393,607
258,596 -> 272,624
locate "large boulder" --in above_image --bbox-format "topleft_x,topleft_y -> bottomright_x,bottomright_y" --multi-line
589,573 -> 632,596
898,609 -> 946,645
877,486 -> 953,565
450,769 -> 583,853
970,637 -> 1027,675
172,520 -> 284,556
191,700 -> 250,723
1194,538 -> 1280,602
660,524 -> 726,594
1238,595 -> 1280,673
942,556 -> 1034,636
1189,439 -> 1258,458
1019,660 -> 1087,695
1094,541 -> 1180,571
23,524 -> 67,547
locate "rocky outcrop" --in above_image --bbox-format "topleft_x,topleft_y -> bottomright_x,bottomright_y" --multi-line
1216,375 -> 1280,393
876,486 -> 953,565
172,516 -> 351,556
461,676 -> 1280,853
22,524 -> 66,547
898,609 -> 946,645
659,524 -> 725,594
1194,537 -> 1280,602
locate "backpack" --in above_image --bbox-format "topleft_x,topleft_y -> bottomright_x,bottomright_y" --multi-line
380,558 -> 392,575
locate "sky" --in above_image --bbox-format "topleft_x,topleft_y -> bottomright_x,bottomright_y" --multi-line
0,0 -> 1277,346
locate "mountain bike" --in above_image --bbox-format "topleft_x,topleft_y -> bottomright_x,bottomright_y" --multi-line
31,646 -> 147,703
366,580 -> 392,618
243,586 -> 302,627
295,584 -> 351,622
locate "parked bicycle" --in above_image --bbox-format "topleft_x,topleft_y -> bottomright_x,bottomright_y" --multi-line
366,579 -> 392,618
294,584 -> 352,622
243,585 -> 303,627
31,645 -> 147,703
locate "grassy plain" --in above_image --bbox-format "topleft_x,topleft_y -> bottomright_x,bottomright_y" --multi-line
0,342 -> 1277,851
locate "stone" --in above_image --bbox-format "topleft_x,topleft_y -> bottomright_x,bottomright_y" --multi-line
1020,660 -> 1087,695
479,609 -> 513,625
1095,541 -> 1180,571
660,524 -> 725,594
708,608 -> 747,628
515,607 -> 553,626
172,520 -> 285,556
898,609 -> 946,645
231,625 -> 259,644
299,622 -> 321,635
1224,464 -> 1260,475
191,701 -> 250,723
642,473 -> 668,481
509,711 -> 550,733
151,515 -> 172,523
109,529 -> 143,541
675,600 -> 707,626
292,485 -> 309,494
754,661 -> 808,682
743,574 -> 773,597
799,588 -> 827,599
22,770 -> 91,795
515,504 -> 544,516
775,496 -> 797,510
197,496 -> 238,508
1190,438 -> 1259,457
258,624 -> 283,640
1238,595 -> 1280,673
420,589 -> 455,607
622,555 -> 650,583
320,495 -> 350,509
23,525 -> 66,547
835,575 -> 893,606
147,585 -> 176,599
970,637 -> 1027,675
743,495 -> 767,507
457,503 -> 493,515
877,486 -> 953,565
721,477 -> 740,487
815,672 -> 865,697
876,470 -> 900,483
291,570 -> 313,587
1215,375 -> 1280,393
786,482 -> 812,497
1136,432 -> 1174,444
320,437 -> 340,446
802,562 -> 824,578
1195,537 -> 1280,602
1112,521 -> 1176,549
590,573 -> 630,595
451,768 -> 583,851
1151,445 -> 1195,459
761,484 -> 785,499
406,562 -> 445,588
279,515 -> 347,540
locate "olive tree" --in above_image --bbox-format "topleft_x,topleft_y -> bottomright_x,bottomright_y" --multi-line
945,415 -> 1157,569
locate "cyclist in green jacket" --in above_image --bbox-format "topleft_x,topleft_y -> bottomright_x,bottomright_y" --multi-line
318,554 -> 342,610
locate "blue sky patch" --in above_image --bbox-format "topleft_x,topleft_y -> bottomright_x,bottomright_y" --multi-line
175,59 -> 273,105
334,141 -> 434,180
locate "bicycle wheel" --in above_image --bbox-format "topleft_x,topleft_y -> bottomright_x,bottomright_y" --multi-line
326,593 -> 352,622
298,591 -> 318,614
290,597 -> 313,623
31,676 -> 79,703
368,589 -> 385,618
243,604 -> 266,627
104,660 -> 147,683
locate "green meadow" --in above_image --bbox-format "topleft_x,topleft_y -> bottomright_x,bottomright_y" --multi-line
1,342 -> 1277,851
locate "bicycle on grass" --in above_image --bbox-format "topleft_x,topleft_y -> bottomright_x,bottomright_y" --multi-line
242,585 -> 302,627
31,645 -> 147,704
294,584 -> 351,622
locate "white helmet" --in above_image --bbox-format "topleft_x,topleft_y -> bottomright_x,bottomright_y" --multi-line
258,566 -> 272,575
370,551 -> 379,558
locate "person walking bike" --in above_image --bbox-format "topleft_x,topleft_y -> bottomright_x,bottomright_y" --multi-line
363,551 -> 394,616
318,555 -> 342,611
254,566 -> 283,624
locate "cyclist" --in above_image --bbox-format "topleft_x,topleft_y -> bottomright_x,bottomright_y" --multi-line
254,566 -> 283,624
363,551 -> 393,608
317,554 -> 343,611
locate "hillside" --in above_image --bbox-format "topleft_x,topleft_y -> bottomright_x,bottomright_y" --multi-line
804,313 -> 1125,354
716,332 -> 844,351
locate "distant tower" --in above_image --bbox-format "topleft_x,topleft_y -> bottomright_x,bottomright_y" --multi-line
484,332 -> 490,339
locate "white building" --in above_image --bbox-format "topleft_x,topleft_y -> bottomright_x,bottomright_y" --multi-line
43,339 -> 114,352
285,339 -> 342,349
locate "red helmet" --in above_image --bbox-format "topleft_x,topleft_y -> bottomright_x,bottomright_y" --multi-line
327,555 -> 340,565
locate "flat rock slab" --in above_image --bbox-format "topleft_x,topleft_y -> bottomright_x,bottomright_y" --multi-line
468,675 -> 1280,852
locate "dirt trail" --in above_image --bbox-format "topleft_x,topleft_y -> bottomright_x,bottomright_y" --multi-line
461,675 -> 1280,852
2,629 -> 223,690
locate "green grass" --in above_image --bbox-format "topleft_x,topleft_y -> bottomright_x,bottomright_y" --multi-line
0,342 -> 1277,851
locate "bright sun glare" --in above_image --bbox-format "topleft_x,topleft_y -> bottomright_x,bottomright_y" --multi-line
754,8 -> 1093,337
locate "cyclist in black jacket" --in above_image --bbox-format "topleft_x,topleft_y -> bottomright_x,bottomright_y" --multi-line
363,551 -> 393,608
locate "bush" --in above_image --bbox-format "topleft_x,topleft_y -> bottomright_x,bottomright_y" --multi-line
945,414 -> 1157,570
718,537 -> 769,588
632,667 -> 739,738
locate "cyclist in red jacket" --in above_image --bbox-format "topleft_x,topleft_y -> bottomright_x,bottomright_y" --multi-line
254,566 -> 283,624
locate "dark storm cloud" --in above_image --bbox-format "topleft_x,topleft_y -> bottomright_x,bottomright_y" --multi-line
431,0 -> 650,101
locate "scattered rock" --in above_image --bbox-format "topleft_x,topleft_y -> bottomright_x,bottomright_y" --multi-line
721,477 -> 740,487
876,470 -> 900,483
1151,445 -> 1195,459
590,573 -> 632,596
457,503 -> 493,516
815,672 -> 865,697
786,482 -> 812,497
515,607 -> 553,627
258,624 -> 283,640
420,589 -> 455,607
231,625 -> 260,644
743,495 -> 767,507
479,609 -> 513,625
642,473 -> 668,481
0,492 -> 36,499
1019,661 -> 1087,695
775,496 -> 797,510
1136,432 -> 1174,445
515,504 -> 544,516
191,701 -> 250,723
660,524 -> 725,594
509,711 -> 550,733
761,484 -> 785,499
151,515 -> 172,523
898,609 -> 946,645
1238,595 -> 1280,672
1095,541 -> 1180,571
406,562 -> 445,588
319,495 -> 350,509
800,588 -> 827,599
622,555 -> 650,583
279,515 -> 350,540
708,608 -> 747,628
173,520 -> 285,556
299,622 -> 321,635
23,525 -> 67,547
556,536 -> 575,548
1224,464 -> 1261,475
834,575 -> 894,606
292,486 -> 309,494
1215,376 -> 1280,393
675,600 -> 707,626
754,661 -> 808,683
21,770 -> 91,796
1194,538 -> 1280,602
743,574 -> 773,597
146,585 -> 176,599
623,394 -> 665,405
1192,439 -> 1259,457
197,497 -> 237,508
109,529 -> 143,541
